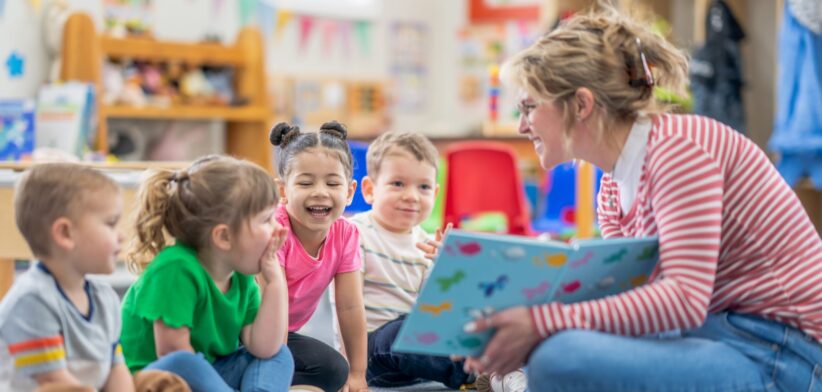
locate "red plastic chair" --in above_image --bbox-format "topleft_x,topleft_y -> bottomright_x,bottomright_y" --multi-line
443,141 -> 534,236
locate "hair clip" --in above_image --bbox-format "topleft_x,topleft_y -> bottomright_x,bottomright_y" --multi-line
628,37 -> 654,88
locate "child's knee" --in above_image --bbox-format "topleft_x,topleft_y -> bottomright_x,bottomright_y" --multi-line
266,344 -> 296,374
322,354 -> 350,391
150,350 -> 204,370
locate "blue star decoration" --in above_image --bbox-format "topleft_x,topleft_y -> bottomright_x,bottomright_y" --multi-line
5,51 -> 25,78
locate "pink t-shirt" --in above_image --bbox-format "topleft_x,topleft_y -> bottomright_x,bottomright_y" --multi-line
275,205 -> 362,331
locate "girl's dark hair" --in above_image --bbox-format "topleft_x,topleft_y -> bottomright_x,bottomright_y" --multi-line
126,155 -> 278,273
269,121 -> 354,180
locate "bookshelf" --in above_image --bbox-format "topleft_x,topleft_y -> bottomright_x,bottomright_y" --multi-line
60,13 -> 273,172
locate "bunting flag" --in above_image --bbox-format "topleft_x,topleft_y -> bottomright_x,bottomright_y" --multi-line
355,20 -> 371,55
0,0 -> 6,18
213,0 -> 226,13
298,15 -> 316,52
340,21 -> 352,58
321,19 -> 337,54
239,0 -> 254,26
275,9 -> 293,41
29,0 -> 40,11
256,0 -> 276,38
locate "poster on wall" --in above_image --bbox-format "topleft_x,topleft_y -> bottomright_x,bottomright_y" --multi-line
104,0 -> 153,36
389,21 -> 427,113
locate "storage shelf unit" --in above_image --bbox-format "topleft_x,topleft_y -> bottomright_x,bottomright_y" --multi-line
60,13 -> 273,171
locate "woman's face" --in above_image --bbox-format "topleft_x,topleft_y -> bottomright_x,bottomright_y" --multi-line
517,91 -> 573,170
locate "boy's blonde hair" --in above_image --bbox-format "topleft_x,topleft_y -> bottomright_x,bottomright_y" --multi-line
501,3 -> 688,146
366,132 -> 439,178
126,155 -> 278,273
14,163 -> 119,258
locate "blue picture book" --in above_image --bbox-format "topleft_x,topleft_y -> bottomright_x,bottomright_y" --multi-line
392,230 -> 659,357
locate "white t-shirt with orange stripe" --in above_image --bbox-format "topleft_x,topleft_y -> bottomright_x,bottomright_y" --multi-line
530,114 -> 822,343
0,263 -> 123,391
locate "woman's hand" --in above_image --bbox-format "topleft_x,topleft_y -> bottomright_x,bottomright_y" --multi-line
463,306 -> 543,375
415,223 -> 453,260
260,225 -> 289,284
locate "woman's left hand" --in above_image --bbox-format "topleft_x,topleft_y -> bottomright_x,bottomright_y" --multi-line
341,373 -> 369,392
463,306 -> 543,375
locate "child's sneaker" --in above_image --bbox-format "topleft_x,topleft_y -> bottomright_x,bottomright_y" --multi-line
475,370 -> 527,392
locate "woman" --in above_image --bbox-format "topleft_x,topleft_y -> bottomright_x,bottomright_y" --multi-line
464,7 -> 822,392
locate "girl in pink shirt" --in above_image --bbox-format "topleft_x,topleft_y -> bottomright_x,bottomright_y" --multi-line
269,121 -> 368,392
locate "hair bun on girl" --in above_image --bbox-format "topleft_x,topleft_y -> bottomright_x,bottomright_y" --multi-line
269,122 -> 300,147
319,120 -> 348,140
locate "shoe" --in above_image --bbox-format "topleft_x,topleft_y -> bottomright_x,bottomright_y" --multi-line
289,385 -> 324,392
475,370 -> 527,392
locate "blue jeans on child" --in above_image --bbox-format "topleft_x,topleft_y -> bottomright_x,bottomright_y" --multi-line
527,312 -> 822,391
145,345 -> 294,392
367,315 -> 472,389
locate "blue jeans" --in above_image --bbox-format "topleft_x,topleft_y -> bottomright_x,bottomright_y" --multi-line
367,316 -> 472,389
528,312 -> 822,392
145,345 -> 294,392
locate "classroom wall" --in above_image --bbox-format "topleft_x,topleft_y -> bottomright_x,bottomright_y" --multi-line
0,0 -> 475,136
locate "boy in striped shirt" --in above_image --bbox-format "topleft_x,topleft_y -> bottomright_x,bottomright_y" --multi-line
0,164 -> 185,392
350,132 -> 478,389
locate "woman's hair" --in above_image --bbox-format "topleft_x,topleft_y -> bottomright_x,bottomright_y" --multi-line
126,155 -> 278,273
501,2 -> 688,144
269,120 -> 354,180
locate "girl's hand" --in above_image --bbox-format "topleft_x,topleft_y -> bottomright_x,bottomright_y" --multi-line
260,225 -> 289,284
415,223 -> 453,261
342,373 -> 369,392
462,306 -> 542,375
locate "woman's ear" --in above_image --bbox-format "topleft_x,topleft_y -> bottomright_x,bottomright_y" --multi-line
575,88 -> 595,121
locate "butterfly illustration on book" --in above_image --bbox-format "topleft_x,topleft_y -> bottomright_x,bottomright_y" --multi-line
478,275 -> 508,297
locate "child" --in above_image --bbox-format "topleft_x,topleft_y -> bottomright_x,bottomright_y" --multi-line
351,132 -> 525,392
0,163 -> 187,392
464,6 -> 822,392
268,121 -> 369,392
119,155 -> 294,392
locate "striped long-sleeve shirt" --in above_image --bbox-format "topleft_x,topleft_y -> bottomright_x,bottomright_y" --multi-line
529,114 -> 822,343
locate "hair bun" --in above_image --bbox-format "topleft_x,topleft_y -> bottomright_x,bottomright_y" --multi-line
269,122 -> 300,146
319,120 -> 348,140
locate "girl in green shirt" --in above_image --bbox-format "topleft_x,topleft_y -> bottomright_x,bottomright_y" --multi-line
120,155 -> 294,392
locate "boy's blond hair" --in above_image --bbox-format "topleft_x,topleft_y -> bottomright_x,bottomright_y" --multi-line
14,163 -> 119,258
366,132 -> 439,178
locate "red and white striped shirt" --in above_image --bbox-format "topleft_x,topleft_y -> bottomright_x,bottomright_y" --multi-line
529,114 -> 822,343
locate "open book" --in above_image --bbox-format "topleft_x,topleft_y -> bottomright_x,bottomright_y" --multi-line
392,230 -> 659,357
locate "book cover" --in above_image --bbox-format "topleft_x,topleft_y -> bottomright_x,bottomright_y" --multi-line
392,230 -> 659,357
35,82 -> 96,158
0,100 -> 35,161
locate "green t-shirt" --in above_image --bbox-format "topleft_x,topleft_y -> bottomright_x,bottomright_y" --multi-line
120,244 -> 261,372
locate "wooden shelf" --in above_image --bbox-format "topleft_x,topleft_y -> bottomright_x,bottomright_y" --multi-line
61,13 -> 274,172
102,105 -> 268,121
100,36 -> 246,66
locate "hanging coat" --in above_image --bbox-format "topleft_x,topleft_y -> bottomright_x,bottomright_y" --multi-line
768,1 -> 822,188
689,0 -> 746,133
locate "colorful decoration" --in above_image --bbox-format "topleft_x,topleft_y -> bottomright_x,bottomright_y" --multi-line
522,281 -> 550,300
436,270 -> 466,292
5,51 -> 24,78
478,275 -> 508,297
419,301 -> 453,316
354,20 -> 370,55
275,9 -> 293,40
297,15 -> 315,51
0,0 -> 7,18
570,251 -> 594,268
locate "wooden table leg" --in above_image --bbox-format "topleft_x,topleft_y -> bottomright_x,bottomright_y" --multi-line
0,258 -> 13,300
